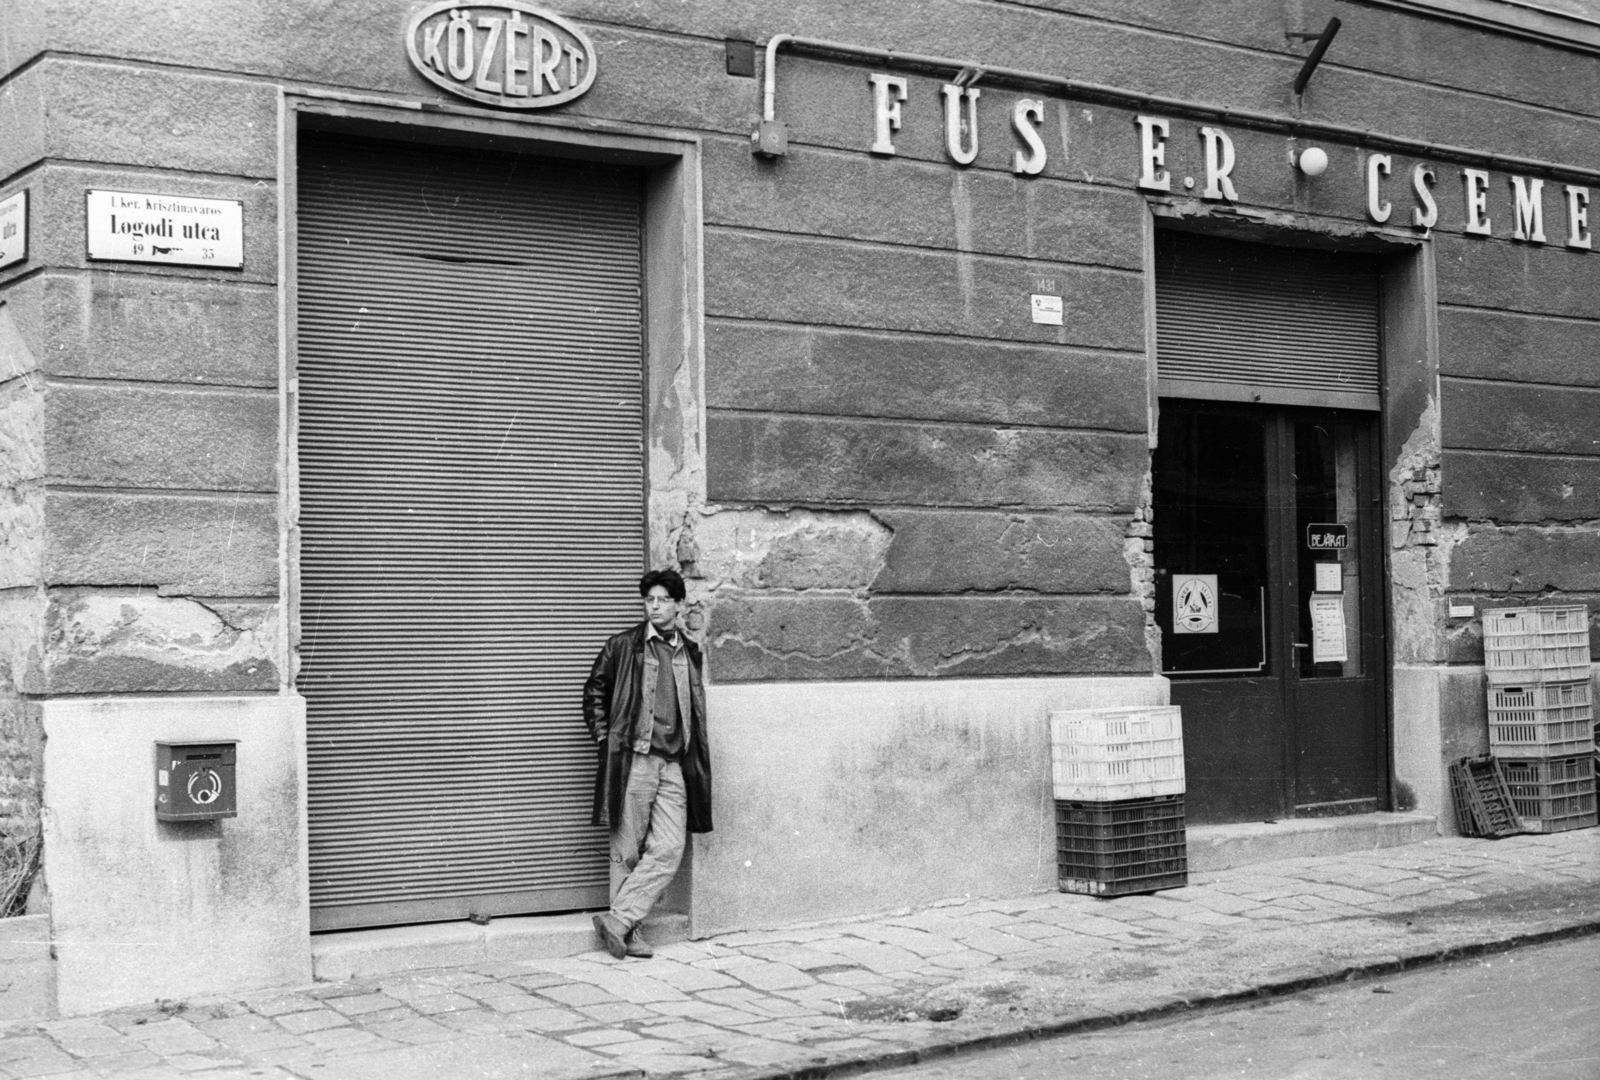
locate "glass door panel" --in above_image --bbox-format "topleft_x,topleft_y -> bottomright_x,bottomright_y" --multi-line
1295,420 -> 1365,679
1154,410 -> 1270,677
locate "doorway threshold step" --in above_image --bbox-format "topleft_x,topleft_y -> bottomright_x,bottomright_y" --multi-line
1186,811 -> 1438,874
312,911 -> 690,982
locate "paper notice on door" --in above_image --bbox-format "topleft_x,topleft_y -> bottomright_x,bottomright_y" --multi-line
1309,594 -> 1347,663
1314,561 -> 1342,593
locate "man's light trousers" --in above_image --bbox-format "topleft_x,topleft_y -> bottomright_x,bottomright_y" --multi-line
609,752 -> 686,930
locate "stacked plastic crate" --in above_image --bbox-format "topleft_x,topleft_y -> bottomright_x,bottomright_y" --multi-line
1484,605 -> 1597,833
1048,705 -> 1186,896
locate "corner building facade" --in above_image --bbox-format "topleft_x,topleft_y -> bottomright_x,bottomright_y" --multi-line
1,0 -> 1597,1015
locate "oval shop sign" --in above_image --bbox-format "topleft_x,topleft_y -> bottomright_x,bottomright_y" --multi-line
406,2 -> 596,109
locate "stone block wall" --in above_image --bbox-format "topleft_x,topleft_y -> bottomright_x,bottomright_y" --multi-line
697,58 -> 1155,680
0,56 -> 282,703
0,45 -> 284,949
1437,237 -> 1600,654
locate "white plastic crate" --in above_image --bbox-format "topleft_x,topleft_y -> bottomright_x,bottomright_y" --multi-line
1049,706 -> 1185,801
1051,706 -> 1181,746
1483,605 -> 1592,685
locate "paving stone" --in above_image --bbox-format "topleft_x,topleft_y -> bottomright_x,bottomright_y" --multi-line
811,1036 -> 891,1052
578,971 -> 690,1005
190,1016 -> 305,1056
575,1002 -> 656,1025
0,1045 -> 81,1077
301,1027 -> 393,1054
606,1051 -> 720,1073
272,1010 -> 348,1035
164,1051 -> 247,1070
72,1048 -> 165,1072
727,1020 -> 813,1042
636,1021 -> 726,1042
429,1010 -> 519,1035
535,983 -> 619,1008
466,962 -> 538,979
809,939 -> 927,974
696,990 -> 818,1019
241,994 -> 322,1018
507,1008 -> 593,1034
504,973 -> 572,992
922,949 -> 998,970
325,993 -> 404,1017
405,969 -> 494,987
589,1037 -> 687,1058
720,959 -> 816,992
647,1000 -> 769,1025
563,1028 -> 641,1048
306,982 -> 381,1000
711,1034 -> 817,1067
843,925 -> 967,958
404,993 -> 481,1016
359,1016 -> 456,1046
627,961 -> 740,992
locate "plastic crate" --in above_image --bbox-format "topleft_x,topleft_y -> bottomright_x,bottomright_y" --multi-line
1449,755 -> 1525,838
1050,706 -> 1186,801
1483,605 -> 1592,685
1051,706 -> 1182,745
1498,755 -> 1596,833
1488,681 -> 1595,758
1055,795 -> 1188,897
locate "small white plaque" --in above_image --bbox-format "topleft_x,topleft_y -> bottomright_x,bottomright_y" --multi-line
86,190 -> 243,268
1172,574 -> 1218,634
1448,603 -> 1475,618
0,190 -> 25,271
1309,593 -> 1348,663
1314,561 -> 1342,593
1030,293 -> 1063,325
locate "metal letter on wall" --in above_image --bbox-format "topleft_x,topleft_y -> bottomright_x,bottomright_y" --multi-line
406,2 -> 597,109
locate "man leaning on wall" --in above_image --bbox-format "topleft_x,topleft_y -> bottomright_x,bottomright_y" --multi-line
583,569 -> 713,959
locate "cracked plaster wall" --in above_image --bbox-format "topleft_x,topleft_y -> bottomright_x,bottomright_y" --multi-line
690,506 -> 1152,681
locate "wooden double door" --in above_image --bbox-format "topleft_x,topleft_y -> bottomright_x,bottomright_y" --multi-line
1153,399 -> 1388,825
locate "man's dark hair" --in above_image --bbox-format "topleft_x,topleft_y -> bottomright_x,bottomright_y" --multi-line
639,568 -> 686,602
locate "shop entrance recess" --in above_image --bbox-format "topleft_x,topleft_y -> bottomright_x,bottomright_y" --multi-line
1152,233 -> 1388,825
296,131 -> 646,930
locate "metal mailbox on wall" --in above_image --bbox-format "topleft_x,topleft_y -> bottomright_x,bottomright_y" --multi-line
155,742 -> 238,821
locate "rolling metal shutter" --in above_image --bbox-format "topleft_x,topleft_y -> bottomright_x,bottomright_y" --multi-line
1155,233 -> 1381,410
296,132 -> 645,931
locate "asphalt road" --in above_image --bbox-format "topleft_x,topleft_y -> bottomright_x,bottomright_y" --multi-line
868,934 -> 1600,1080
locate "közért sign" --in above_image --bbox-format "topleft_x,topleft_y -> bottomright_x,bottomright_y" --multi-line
406,2 -> 596,109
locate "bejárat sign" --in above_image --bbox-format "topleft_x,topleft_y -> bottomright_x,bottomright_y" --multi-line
406,2 -> 596,109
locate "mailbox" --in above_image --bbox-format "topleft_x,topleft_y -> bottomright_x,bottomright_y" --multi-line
155,741 -> 238,821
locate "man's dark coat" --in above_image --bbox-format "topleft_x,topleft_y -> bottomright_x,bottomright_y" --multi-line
582,621 -> 713,834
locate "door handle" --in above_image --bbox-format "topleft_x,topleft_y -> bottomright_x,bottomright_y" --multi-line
1292,642 -> 1310,649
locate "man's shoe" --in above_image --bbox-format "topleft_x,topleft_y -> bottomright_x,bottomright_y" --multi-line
592,912 -> 628,960
624,930 -> 654,959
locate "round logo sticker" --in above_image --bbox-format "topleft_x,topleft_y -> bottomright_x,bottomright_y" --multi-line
1173,575 -> 1218,635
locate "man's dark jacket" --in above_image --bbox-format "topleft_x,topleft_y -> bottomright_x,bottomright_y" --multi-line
582,621 -> 713,834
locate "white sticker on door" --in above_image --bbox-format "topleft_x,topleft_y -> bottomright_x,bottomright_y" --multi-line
1172,574 -> 1218,634
1309,593 -> 1348,663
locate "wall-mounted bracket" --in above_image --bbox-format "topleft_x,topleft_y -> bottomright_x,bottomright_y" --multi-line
1292,17 -> 1343,96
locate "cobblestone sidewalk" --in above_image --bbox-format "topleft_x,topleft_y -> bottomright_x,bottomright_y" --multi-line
5,830 -> 1598,1080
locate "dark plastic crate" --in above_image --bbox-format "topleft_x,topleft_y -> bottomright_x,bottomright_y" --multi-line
1055,794 -> 1188,897
1498,755 -> 1598,834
